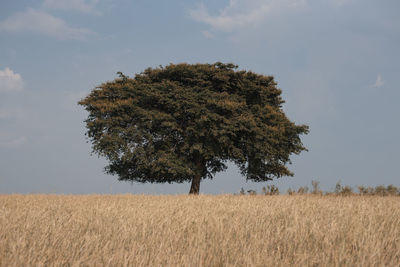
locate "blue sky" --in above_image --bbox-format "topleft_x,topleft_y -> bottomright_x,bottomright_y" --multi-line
0,0 -> 399,194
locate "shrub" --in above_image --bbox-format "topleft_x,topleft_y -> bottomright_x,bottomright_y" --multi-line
340,186 -> 353,196
297,186 -> 309,195
247,190 -> 257,195
386,185 -> 399,196
358,186 -> 374,195
240,188 -> 246,195
311,180 -> 321,195
374,185 -> 388,196
262,185 -> 280,195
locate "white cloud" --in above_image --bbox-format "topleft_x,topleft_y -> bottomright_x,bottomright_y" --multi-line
189,0 -> 350,33
0,8 -> 96,40
189,0 -> 306,32
0,67 -> 24,92
43,0 -> 101,15
371,74 -> 384,88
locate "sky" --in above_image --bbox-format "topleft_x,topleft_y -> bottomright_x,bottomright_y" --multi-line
0,0 -> 399,195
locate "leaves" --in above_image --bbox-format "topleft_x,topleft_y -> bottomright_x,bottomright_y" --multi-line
79,63 -> 309,184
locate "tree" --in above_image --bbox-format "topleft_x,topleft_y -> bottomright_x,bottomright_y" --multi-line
79,63 -> 309,194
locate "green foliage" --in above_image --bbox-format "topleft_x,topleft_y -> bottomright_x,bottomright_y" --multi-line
79,63 -> 309,193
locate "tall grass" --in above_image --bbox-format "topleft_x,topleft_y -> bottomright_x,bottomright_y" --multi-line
1,194 -> 399,266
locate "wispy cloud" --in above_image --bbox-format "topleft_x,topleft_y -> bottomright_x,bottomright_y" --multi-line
371,74 -> 384,88
0,67 -> 24,92
189,0 -> 307,32
43,0 -> 101,15
0,8 -> 96,40
189,0 -> 351,33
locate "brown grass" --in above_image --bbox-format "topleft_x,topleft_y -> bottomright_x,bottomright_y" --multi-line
0,194 -> 399,266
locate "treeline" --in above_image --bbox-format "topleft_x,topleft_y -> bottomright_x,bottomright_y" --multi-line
239,181 -> 400,196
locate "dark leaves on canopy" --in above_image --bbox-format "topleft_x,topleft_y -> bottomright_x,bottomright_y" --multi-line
79,62 -> 308,183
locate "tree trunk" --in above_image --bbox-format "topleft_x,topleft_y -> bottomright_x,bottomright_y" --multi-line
189,173 -> 201,194
189,158 -> 204,195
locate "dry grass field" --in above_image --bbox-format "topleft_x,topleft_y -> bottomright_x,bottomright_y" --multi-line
0,194 -> 399,266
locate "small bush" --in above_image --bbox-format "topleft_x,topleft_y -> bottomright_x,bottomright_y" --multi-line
335,181 -> 343,194
358,186 -> 374,195
262,185 -> 280,195
386,185 -> 399,196
297,186 -> 309,195
311,180 -> 321,195
253,181 -> 399,196
374,185 -> 388,196
340,186 -> 353,196
247,190 -> 257,195
357,185 -> 399,196
334,181 -> 353,196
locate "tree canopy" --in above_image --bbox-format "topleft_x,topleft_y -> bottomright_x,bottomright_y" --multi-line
79,63 -> 309,194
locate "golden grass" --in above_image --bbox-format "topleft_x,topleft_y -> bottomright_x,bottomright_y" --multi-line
0,195 -> 399,266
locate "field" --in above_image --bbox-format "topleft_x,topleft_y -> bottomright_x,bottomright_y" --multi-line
0,195 -> 399,266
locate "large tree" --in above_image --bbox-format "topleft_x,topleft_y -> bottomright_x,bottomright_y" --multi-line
79,63 -> 308,194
